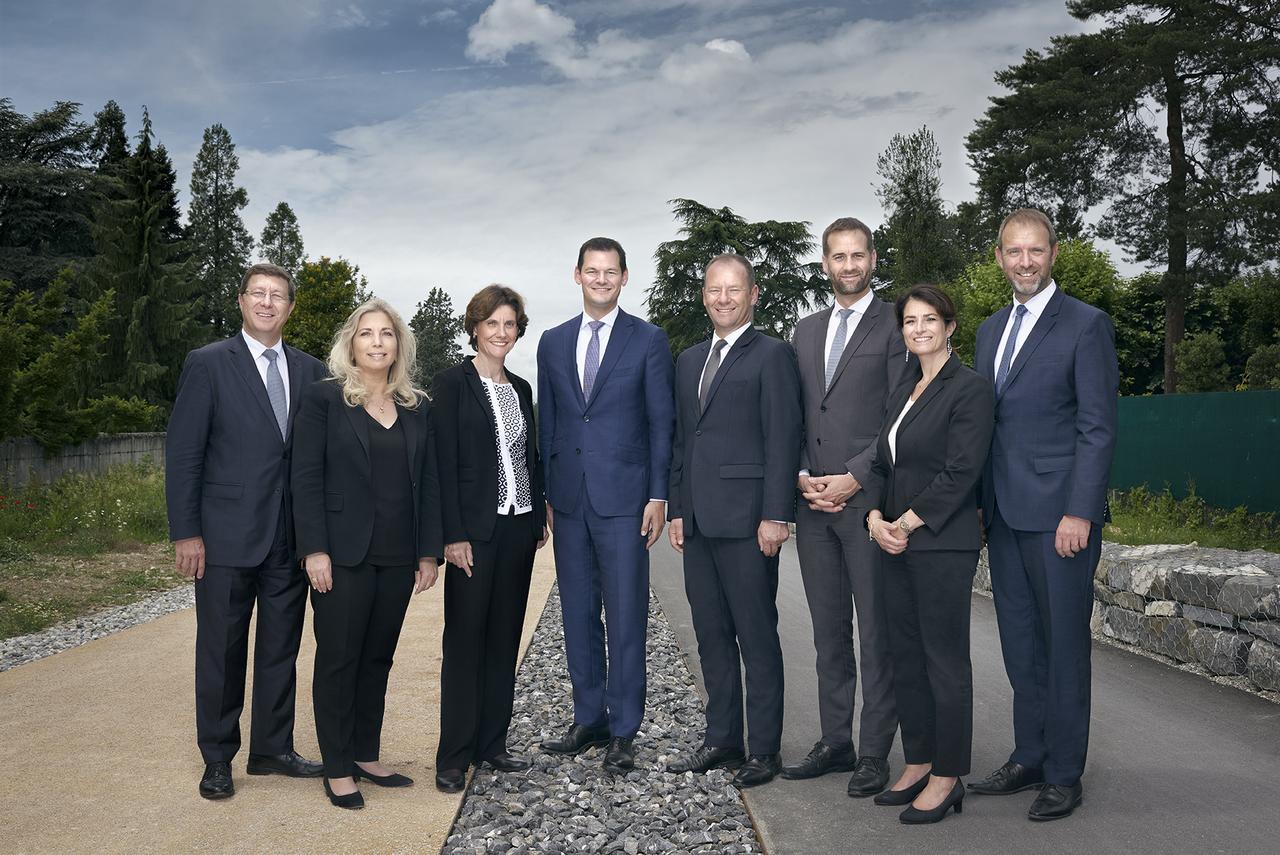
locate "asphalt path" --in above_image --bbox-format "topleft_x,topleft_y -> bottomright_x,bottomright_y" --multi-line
648,537 -> 1280,854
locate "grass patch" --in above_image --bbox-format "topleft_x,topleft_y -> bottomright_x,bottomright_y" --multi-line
1105,485 -> 1280,553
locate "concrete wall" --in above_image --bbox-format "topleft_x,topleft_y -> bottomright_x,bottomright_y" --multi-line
0,433 -> 166,489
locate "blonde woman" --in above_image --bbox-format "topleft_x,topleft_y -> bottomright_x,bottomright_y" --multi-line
291,298 -> 443,809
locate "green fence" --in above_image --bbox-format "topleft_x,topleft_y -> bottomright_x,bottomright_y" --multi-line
1111,390 -> 1280,513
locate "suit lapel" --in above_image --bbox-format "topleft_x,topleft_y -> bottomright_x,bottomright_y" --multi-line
698,327 -> 755,422
283,343 -> 306,440
897,357 -> 955,435
228,336 -> 284,445
343,396 -> 370,459
826,297 -> 882,398
979,305 -> 1011,384
564,318 -> 587,411
586,310 -> 634,409
463,359 -> 499,432
1000,289 -> 1062,398
807,307 -> 833,390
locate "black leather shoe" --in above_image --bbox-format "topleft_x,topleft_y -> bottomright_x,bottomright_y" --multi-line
246,750 -> 324,778
540,723 -> 610,755
780,741 -> 857,780
1028,782 -> 1083,821
666,745 -> 745,774
323,778 -> 364,809
846,756 -> 890,797
353,765 -> 414,787
603,737 -> 635,773
873,774 -> 929,806
435,768 -> 466,793
967,761 -> 1045,795
481,752 -> 531,772
732,754 -> 782,788
900,779 -> 964,824
199,761 -> 234,799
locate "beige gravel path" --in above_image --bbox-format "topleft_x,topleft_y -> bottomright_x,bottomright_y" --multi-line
1,547 -> 558,855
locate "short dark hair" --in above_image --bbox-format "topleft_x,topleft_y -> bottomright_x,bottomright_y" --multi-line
997,208 -> 1057,248
576,237 -> 627,272
239,262 -> 296,302
894,284 -> 957,328
464,284 -> 529,351
704,253 -> 756,287
821,217 -> 876,256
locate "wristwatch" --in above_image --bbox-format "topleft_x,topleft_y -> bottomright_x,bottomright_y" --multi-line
898,519 -> 913,535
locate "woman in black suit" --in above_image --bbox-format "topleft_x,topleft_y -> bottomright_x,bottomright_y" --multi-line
291,298 -> 443,809
432,284 -> 547,793
863,284 -> 994,824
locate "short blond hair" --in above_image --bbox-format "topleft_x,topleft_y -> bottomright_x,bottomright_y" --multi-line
326,298 -> 423,408
997,208 -> 1057,248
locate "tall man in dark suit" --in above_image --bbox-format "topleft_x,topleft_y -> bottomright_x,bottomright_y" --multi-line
537,237 -> 675,773
166,263 -> 327,799
969,209 -> 1118,821
784,218 -> 905,796
666,254 -> 803,789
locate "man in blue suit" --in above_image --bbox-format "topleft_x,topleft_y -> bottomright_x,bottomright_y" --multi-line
536,237 -> 675,773
969,209 -> 1118,821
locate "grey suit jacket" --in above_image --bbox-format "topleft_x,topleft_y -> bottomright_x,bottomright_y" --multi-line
791,296 -> 907,504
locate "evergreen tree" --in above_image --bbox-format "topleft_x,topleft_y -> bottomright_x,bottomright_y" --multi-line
409,287 -> 463,386
89,100 -> 130,174
288,256 -> 372,359
153,143 -> 185,245
187,123 -> 253,339
259,202 -> 305,272
874,126 -> 964,292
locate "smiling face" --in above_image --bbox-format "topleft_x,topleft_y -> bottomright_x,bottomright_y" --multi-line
475,304 -> 519,362
702,258 -> 759,337
352,310 -> 398,379
900,297 -> 956,359
238,273 -> 294,345
996,219 -> 1059,302
822,229 -> 876,302
575,248 -> 628,319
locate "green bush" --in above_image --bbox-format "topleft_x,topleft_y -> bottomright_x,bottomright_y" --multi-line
1108,484 -> 1280,552
1174,332 -> 1231,393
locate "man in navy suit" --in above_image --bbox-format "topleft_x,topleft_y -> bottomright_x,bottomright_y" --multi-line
968,209 -> 1118,821
536,237 -> 675,773
166,263 -> 327,799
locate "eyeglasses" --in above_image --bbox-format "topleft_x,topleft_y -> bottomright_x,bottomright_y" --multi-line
244,289 -> 289,305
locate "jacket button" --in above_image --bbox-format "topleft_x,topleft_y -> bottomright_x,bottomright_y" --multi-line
575,448 -> 581,454
583,416 -> 590,422
695,430 -> 702,437
816,438 -> 822,445
820,405 -> 827,412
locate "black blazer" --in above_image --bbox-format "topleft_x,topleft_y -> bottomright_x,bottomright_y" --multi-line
863,355 -> 995,552
432,358 -> 545,546
290,378 -> 444,567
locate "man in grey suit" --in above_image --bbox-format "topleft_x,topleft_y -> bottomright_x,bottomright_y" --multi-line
783,218 -> 905,796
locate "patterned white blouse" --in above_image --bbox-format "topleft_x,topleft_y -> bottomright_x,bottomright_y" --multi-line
480,376 -> 533,515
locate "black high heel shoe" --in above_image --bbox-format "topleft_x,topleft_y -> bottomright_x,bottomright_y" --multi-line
874,774 -> 929,806
899,778 -> 964,824
324,778 -> 365,810
353,765 -> 414,787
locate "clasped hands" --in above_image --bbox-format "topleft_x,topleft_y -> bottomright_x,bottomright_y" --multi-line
867,508 -> 924,555
799,472 -> 860,513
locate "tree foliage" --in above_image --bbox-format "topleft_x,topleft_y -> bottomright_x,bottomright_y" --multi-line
288,256 -> 372,359
89,100 -> 130,175
188,123 -> 253,340
409,287 -> 463,387
260,201 -> 305,273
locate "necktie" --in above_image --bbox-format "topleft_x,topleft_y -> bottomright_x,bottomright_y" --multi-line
699,339 -> 728,413
825,308 -> 854,391
263,349 -> 288,439
582,320 -> 604,399
995,304 -> 1028,394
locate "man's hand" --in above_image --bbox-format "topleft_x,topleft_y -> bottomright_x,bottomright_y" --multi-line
811,473 -> 860,510
415,558 -> 439,593
545,503 -> 554,534
444,541 -> 475,577
174,536 -> 206,580
641,500 -> 666,549
668,518 -> 685,554
305,552 -> 334,592
797,472 -> 817,494
757,520 -> 790,557
1055,515 -> 1091,559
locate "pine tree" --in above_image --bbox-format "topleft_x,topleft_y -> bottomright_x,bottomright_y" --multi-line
260,202 -> 305,272
89,100 -> 130,174
409,287 -> 463,386
187,123 -> 253,339
874,126 -> 964,293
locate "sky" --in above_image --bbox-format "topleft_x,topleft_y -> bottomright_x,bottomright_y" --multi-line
1,0 -> 1094,380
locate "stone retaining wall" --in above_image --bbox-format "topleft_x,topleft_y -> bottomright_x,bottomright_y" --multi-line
0,432 -> 166,488
974,543 -> 1280,696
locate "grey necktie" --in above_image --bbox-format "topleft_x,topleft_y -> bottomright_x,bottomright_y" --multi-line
825,308 -> 854,390
582,320 -> 604,399
699,339 -> 728,413
262,349 -> 287,439
995,304 -> 1029,394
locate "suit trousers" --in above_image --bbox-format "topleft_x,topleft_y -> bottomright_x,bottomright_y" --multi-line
683,532 -> 784,755
437,512 -> 536,771
194,504 -> 307,763
551,485 -> 650,738
794,502 -> 897,757
987,506 -> 1100,786
310,560 -> 415,779
881,548 -> 977,777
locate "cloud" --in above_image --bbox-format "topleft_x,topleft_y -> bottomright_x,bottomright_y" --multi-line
466,0 -> 650,79
332,3 -> 374,29
659,38 -> 751,86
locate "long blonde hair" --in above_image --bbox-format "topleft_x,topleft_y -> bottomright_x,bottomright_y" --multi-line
326,298 -> 424,408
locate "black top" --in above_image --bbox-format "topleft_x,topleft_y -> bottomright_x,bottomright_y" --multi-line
365,410 -> 415,565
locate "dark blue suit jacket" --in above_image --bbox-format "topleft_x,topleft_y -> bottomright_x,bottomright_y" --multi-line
975,287 -> 1119,532
165,333 -> 326,566
536,309 -> 675,518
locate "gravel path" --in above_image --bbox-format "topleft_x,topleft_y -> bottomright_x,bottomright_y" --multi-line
444,586 -> 762,855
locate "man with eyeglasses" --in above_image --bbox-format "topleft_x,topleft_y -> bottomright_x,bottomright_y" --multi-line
166,262 -> 327,799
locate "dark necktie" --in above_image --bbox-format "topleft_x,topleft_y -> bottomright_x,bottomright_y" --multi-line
995,304 -> 1028,394
699,339 -> 728,413
263,349 -> 287,438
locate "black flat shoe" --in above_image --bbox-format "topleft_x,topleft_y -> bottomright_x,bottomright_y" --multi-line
846,756 -> 890,797
780,741 -> 857,780
353,765 -> 414,787
1028,782 -> 1083,821
323,778 -> 364,810
899,779 -> 964,824
967,761 -> 1044,795
873,774 -> 929,806
732,754 -> 782,788
666,745 -> 745,774
603,737 -> 635,773
199,761 -> 234,800
435,768 -> 466,793
481,752 -> 531,772
247,750 -> 324,778
540,723 -> 611,755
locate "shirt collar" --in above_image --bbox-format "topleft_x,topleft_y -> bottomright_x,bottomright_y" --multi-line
241,328 -> 284,361
833,288 -> 875,317
714,321 -> 753,350
580,305 -> 621,332
1013,280 -> 1057,319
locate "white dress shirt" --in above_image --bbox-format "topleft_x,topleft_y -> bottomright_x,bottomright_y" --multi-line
887,397 -> 914,464
992,281 -> 1058,379
702,320 -> 753,375
824,288 -> 875,367
576,305 -> 621,389
241,329 -> 290,412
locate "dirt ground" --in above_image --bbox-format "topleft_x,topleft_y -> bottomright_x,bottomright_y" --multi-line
0,546 -> 558,855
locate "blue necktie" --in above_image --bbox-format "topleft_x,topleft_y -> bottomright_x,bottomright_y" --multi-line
995,304 -> 1028,394
825,308 -> 854,391
263,349 -> 287,439
582,320 -> 604,399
